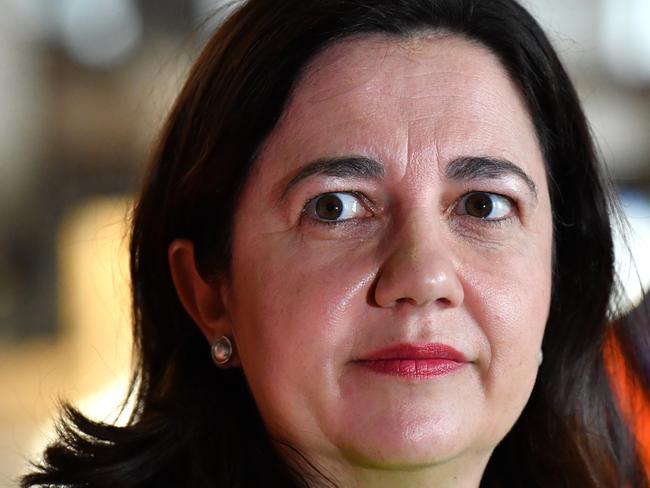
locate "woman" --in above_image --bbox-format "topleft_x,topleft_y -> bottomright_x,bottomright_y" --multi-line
23,0 -> 650,486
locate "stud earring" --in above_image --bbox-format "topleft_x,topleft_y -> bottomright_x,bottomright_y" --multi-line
537,349 -> 544,366
211,336 -> 233,367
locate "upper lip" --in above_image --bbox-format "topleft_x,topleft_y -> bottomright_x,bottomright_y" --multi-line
357,343 -> 468,362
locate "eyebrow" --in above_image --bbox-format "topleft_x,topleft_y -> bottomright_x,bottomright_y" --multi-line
445,156 -> 538,200
280,156 -> 385,199
279,154 -> 538,200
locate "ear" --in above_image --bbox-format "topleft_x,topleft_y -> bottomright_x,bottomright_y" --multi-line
168,239 -> 239,366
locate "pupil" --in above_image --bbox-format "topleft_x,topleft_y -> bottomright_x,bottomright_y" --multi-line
466,193 -> 493,218
316,194 -> 343,220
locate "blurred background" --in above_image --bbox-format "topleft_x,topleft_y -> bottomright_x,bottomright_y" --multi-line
0,0 -> 649,485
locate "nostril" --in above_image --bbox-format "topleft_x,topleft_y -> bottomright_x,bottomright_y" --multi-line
395,297 -> 455,308
395,296 -> 418,306
393,295 -> 453,308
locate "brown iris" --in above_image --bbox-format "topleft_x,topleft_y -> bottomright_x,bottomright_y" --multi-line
464,193 -> 494,218
315,194 -> 344,220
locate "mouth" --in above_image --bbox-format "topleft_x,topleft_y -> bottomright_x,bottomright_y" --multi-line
353,343 -> 469,379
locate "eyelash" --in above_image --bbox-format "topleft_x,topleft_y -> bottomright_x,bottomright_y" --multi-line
301,191 -> 517,227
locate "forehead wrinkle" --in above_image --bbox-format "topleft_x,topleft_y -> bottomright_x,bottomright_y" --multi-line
306,67 -> 499,108
404,114 -> 508,131
298,35 -> 472,106
270,34 -> 543,196
303,75 -> 375,106
392,118 -> 444,191
298,37 -> 393,105
297,38 -> 520,126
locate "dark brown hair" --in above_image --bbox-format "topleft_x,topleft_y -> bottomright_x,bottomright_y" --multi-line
23,0 -> 650,486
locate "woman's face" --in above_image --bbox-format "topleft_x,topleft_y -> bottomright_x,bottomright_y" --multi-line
223,35 -> 553,479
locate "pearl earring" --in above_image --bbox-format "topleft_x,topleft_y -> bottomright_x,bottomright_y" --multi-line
537,349 -> 544,366
211,336 -> 233,367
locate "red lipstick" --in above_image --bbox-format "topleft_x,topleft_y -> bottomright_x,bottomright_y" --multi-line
354,343 -> 468,379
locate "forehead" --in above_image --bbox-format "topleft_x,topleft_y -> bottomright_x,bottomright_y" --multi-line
261,33 -> 542,181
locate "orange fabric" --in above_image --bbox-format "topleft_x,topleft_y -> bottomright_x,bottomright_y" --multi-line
605,338 -> 650,477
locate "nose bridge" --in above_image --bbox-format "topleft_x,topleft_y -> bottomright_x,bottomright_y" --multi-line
390,213 -> 440,268
399,208 -> 441,251
373,209 -> 464,308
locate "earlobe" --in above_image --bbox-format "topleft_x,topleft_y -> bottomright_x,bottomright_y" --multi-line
168,239 -> 238,365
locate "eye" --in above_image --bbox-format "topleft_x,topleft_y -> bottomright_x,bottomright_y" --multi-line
304,192 -> 368,222
457,192 -> 514,220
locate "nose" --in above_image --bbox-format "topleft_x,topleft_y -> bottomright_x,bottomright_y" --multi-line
373,219 -> 464,309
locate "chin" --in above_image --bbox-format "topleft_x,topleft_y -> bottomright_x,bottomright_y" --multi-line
336,414 -> 475,470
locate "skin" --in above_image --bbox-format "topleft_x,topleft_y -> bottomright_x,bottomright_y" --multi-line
170,34 -> 553,487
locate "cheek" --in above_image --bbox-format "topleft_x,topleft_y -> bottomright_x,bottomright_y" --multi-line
468,254 -> 550,360
461,232 -> 552,437
232,241 -> 371,341
231,208 -> 380,325
227,236 -> 376,425
467,199 -> 553,361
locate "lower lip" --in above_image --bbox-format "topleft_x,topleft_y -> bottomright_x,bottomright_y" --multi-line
355,359 -> 466,378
